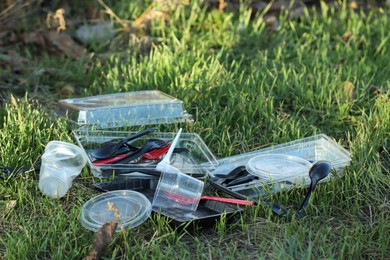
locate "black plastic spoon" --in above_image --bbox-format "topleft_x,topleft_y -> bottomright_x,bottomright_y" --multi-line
90,127 -> 158,159
213,166 -> 248,185
297,160 -> 331,218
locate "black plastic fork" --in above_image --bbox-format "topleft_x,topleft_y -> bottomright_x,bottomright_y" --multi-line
112,139 -> 169,165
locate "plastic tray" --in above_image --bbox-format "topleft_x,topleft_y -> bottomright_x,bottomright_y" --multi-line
74,130 -> 219,178
93,178 -> 244,226
210,134 -> 351,198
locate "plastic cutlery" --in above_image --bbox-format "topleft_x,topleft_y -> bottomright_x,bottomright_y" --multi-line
155,128 -> 182,174
163,190 -> 254,206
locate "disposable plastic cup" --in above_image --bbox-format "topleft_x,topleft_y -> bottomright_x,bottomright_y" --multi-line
39,141 -> 87,198
152,170 -> 204,212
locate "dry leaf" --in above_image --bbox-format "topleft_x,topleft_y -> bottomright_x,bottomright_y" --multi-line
0,200 -> 17,219
19,31 -> 86,59
342,81 -> 356,101
20,31 -> 47,48
46,31 -> 86,58
342,31 -> 353,43
47,8 -> 67,32
107,201 -> 121,222
85,221 -> 118,260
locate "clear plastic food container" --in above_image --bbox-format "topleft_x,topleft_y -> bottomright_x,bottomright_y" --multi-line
59,90 -> 193,128
210,134 -> 351,198
73,129 -> 218,177
59,91 -> 218,178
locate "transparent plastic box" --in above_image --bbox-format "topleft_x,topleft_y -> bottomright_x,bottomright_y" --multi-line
59,90 -> 218,178
59,90 -> 193,128
73,130 -> 219,178
210,134 -> 352,198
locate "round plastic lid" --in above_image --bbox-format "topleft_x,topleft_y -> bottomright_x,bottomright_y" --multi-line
246,154 -> 312,182
81,190 -> 152,232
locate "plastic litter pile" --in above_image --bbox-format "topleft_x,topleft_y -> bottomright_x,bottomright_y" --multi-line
36,90 -> 351,232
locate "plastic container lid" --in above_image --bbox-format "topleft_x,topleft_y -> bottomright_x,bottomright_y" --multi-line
59,90 -> 193,128
80,190 -> 152,232
246,154 -> 312,183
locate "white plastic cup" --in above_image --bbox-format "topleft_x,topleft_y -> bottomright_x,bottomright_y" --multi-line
39,141 -> 87,198
152,170 -> 204,212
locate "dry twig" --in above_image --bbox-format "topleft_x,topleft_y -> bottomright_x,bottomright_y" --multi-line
97,0 -> 129,31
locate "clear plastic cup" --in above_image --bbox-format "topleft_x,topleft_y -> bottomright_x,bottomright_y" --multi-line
39,141 -> 87,198
152,170 -> 204,212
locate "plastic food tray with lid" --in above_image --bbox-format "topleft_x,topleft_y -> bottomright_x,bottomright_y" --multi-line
209,134 -> 352,198
59,90 -> 219,178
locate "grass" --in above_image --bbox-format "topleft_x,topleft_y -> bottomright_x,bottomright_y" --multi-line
1,0 -> 389,259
